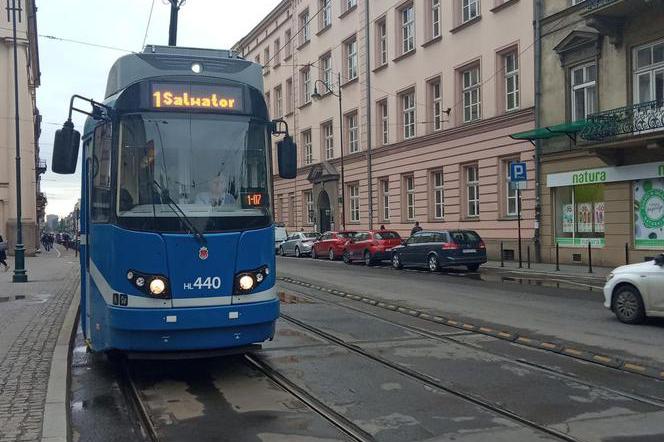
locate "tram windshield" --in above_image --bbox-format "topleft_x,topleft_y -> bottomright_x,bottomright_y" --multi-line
116,112 -> 271,232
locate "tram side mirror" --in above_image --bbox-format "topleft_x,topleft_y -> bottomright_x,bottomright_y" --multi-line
52,120 -> 80,174
277,136 -> 297,179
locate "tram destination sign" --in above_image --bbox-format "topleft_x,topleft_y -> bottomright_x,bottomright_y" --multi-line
151,83 -> 244,112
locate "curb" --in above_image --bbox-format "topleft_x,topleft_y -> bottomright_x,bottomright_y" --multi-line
482,264 -> 608,284
278,275 -> 664,381
41,294 -> 80,442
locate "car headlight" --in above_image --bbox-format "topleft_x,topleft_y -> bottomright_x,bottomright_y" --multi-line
606,273 -> 615,282
234,266 -> 269,295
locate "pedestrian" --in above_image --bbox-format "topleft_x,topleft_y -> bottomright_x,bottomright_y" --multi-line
0,235 -> 9,272
410,221 -> 422,236
379,225 -> 386,230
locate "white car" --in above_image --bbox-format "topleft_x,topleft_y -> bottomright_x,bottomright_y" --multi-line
604,254 -> 664,324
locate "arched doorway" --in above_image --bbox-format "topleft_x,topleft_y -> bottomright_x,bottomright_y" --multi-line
318,190 -> 331,232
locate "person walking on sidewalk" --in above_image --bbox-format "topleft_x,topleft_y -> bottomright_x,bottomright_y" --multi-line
0,235 -> 9,272
410,221 -> 422,236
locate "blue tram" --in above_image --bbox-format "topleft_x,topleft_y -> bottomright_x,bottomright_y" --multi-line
51,46 -> 297,353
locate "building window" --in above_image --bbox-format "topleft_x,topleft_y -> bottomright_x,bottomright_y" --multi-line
321,53 -> 333,88
376,19 -> 388,66
264,47 -> 270,71
465,164 -> 480,218
402,90 -> 416,139
255,54 -> 260,65
378,100 -> 389,145
462,66 -> 481,123
274,85 -> 283,118
380,178 -> 390,221
462,0 -> 480,23
345,0 -> 357,12
273,39 -> 281,66
289,194 -> 295,225
347,112 -> 359,153
571,0 -> 586,5
404,175 -> 415,221
505,159 -> 520,216
345,36 -> 358,81
302,130 -> 313,165
284,29 -> 292,58
349,184 -> 360,222
633,39 -> 664,105
571,63 -> 596,120
400,4 -> 415,55
285,77 -> 293,114
323,122 -> 334,159
432,170 -> 444,219
300,10 -> 310,45
301,68 -> 311,105
504,52 -> 520,111
431,0 -> 441,39
429,78 -> 442,132
321,0 -> 332,29
265,91 -> 271,116
555,184 -> 605,247
304,191 -> 314,225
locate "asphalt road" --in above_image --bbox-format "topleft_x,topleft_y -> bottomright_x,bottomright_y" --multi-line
276,256 -> 664,368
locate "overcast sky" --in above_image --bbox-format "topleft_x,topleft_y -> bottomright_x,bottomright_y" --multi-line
38,0 -> 281,217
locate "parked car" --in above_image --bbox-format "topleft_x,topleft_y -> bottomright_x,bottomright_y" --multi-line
312,231 -> 357,260
275,224 -> 288,253
343,230 -> 402,265
391,230 -> 487,272
603,253 -> 664,324
279,232 -> 320,257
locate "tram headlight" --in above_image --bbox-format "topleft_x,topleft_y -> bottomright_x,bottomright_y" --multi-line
234,266 -> 269,294
238,275 -> 255,291
149,278 -> 167,296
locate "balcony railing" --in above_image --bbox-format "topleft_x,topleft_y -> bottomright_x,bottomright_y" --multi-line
585,0 -> 620,11
581,100 -> 664,141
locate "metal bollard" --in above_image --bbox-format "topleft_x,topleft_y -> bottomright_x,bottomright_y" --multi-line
555,242 -> 560,271
588,242 -> 593,273
527,246 -> 531,269
625,242 -> 629,265
500,241 -> 504,267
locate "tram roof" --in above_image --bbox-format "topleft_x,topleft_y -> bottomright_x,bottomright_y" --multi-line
104,45 -> 260,99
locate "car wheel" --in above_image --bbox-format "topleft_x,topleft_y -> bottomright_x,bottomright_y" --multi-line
428,254 -> 440,272
612,285 -> 646,324
328,249 -> 335,260
364,251 -> 374,266
467,263 -> 481,272
343,250 -> 351,264
311,248 -> 317,259
279,246 -> 285,256
392,253 -> 403,269
295,246 -> 301,258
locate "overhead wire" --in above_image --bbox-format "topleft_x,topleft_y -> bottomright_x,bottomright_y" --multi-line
141,0 -> 156,50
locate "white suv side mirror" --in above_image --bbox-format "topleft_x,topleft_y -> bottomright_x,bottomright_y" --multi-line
654,254 -> 664,266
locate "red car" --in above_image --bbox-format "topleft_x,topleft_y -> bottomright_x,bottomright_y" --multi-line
343,230 -> 402,265
312,231 -> 357,260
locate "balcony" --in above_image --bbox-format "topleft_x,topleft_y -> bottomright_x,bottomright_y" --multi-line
582,0 -> 659,46
581,100 -> 664,141
36,158 -> 47,175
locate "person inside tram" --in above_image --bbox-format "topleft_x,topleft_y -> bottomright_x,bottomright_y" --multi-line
195,173 -> 236,207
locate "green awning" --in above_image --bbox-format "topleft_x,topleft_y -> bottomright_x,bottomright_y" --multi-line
510,120 -> 591,142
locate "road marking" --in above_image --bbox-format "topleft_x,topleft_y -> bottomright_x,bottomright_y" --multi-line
462,324 -> 475,330
516,337 -> 533,344
540,342 -> 557,350
447,320 -> 459,326
624,363 -> 646,373
498,332 -> 512,338
593,355 -> 612,363
479,327 -> 493,333
563,348 -> 583,356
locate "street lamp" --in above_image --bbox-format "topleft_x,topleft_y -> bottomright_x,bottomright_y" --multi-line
311,72 -> 345,230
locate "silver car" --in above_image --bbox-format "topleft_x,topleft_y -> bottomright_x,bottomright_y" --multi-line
279,232 -> 320,257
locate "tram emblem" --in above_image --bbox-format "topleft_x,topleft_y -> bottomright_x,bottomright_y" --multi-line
199,246 -> 209,260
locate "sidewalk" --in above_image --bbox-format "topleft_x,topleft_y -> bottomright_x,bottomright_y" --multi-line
483,259 -> 612,282
0,246 -> 79,442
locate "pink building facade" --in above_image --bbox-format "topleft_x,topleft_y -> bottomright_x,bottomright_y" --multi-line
234,0 -> 536,260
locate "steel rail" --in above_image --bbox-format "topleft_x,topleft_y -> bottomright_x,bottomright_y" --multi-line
119,359 -> 160,442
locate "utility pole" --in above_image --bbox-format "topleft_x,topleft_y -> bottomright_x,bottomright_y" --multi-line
168,0 -> 186,46
8,0 -> 27,282
364,0 -> 373,230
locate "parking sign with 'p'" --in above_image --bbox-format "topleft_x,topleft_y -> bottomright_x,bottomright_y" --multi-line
509,162 -> 527,182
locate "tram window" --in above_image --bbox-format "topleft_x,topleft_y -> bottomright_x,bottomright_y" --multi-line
91,123 -> 113,222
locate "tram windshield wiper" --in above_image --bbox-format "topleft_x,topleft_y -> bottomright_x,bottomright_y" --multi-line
151,180 -> 207,245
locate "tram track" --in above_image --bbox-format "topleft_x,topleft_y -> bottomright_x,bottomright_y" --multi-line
277,311 -> 581,442
281,282 -> 664,408
118,358 -> 160,442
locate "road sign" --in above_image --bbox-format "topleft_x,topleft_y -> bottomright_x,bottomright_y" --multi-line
509,162 -> 527,182
509,181 -> 527,190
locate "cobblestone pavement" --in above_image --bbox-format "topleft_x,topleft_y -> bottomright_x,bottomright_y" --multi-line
0,246 -> 79,442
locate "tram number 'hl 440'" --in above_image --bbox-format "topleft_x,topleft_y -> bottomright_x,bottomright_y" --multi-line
184,277 -> 222,290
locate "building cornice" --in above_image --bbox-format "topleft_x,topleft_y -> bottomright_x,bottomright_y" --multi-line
232,0 -> 291,51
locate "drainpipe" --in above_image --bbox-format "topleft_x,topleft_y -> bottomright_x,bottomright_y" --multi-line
534,0 -> 543,263
365,0 -> 374,230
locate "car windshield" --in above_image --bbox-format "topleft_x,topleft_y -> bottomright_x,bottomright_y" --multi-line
375,231 -> 400,240
116,113 -> 271,232
303,232 -> 319,239
338,232 -> 356,239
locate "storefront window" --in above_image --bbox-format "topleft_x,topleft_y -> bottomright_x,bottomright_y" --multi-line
634,178 -> 664,249
555,183 -> 605,247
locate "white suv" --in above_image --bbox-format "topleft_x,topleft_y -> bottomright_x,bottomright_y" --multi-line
604,254 -> 664,324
